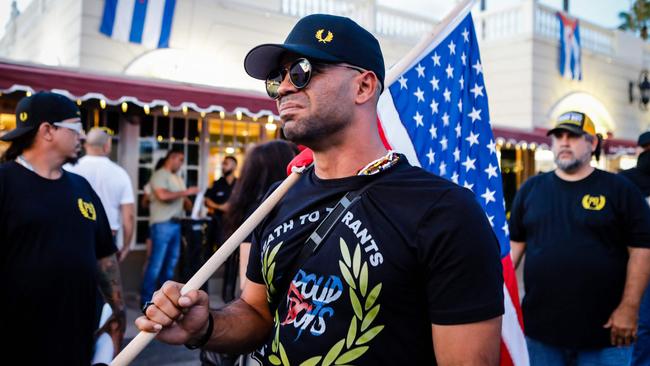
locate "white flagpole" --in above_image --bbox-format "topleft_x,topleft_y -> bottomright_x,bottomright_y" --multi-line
111,169 -> 305,366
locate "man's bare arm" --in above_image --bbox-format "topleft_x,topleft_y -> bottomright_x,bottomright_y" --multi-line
604,247 -> 650,346
203,281 -> 274,353
510,240 -> 526,269
431,316 -> 502,366
97,254 -> 126,315
153,186 -> 199,202
118,203 -> 134,262
97,254 -> 126,353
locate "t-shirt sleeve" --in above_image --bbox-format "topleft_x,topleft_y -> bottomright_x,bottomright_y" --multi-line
418,187 -> 504,325
508,180 -> 530,242
619,177 -> 650,248
246,181 -> 283,285
119,170 -> 135,205
246,224 -> 265,284
150,170 -> 168,190
90,186 -> 118,259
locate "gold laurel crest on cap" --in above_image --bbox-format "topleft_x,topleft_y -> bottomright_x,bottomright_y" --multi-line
19,112 -> 28,122
315,29 -> 333,43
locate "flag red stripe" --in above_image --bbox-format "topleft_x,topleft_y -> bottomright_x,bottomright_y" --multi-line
502,255 -> 524,328
500,340 -> 515,366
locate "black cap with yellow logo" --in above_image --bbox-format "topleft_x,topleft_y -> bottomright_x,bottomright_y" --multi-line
547,111 -> 597,138
1,91 -> 81,141
244,13 -> 385,89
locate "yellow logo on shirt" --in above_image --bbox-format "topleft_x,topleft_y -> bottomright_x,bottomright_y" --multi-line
581,194 -> 606,211
77,199 -> 97,221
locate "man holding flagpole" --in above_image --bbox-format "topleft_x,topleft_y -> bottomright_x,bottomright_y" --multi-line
136,10 -> 505,366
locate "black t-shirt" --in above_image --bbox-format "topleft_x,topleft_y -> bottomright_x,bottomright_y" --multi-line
620,150 -> 650,202
509,169 -> 650,348
205,176 -> 236,217
247,158 -> 504,365
0,161 -> 116,365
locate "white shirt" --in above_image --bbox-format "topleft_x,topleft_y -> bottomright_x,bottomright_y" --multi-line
66,155 -> 135,231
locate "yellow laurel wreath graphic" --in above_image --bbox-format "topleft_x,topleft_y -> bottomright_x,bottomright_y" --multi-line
262,241 -> 283,303
77,198 -> 97,221
267,238 -> 384,366
315,29 -> 334,43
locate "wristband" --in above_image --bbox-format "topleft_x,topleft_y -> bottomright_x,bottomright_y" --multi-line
184,312 -> 214,350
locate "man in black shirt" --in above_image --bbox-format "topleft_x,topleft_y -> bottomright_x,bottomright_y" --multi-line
510,112 -> 650,365
204,156 -> 238,300
137,14 -> 504,365
0,91 -> 125,365
620,131 -> 650,366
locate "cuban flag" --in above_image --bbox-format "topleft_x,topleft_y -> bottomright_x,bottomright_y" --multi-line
377,1 -> 529,365
557,12 -> 581,80
100,0 -> 177,48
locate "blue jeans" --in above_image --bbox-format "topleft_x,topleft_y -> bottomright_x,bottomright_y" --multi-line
633,285 -> 650,366
140,221 -> 181,305
527,336 -> 632,366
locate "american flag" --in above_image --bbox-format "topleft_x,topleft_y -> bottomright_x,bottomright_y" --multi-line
377,1 -> 529,365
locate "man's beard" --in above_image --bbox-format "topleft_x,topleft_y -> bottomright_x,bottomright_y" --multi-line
282,114 -> 350,149
555,150 -> 591,173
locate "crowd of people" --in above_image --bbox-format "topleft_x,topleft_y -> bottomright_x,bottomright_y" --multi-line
2,12 -> 650,366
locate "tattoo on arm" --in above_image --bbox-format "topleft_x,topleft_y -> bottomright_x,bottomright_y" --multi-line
97,255 -> 125,312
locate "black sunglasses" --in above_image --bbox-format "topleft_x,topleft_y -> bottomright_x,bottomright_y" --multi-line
265,58 -> 366,99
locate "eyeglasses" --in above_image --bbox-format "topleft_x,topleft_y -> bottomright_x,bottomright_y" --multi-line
52,118 -> 84,135
265,58 -> 366,99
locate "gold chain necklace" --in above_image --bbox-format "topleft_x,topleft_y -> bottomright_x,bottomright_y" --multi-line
357,150 -> 400,176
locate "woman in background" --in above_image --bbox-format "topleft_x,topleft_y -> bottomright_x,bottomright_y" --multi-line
199,140 -> 298,366
225,140 -> 299,294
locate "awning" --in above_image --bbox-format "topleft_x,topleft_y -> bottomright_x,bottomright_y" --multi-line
0,59 -> 278,117
492,127 -> 551,149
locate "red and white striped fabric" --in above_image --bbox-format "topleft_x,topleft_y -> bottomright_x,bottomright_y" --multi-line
376,0 -> 529,365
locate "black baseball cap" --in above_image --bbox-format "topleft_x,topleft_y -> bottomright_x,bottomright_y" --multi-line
638,131 -> 650,147
1,91 -> 81,141
244,14 -> 385,89
547,111 -> 597,138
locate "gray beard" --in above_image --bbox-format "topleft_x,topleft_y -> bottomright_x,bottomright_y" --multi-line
555,151 -> 591,173
555,158 -> 582,172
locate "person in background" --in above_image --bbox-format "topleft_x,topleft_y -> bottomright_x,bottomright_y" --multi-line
510,111 -> 650,365
65,126 -> 135,363
620,130 -> 650,366
200,140 -> 298,366
0,91 -> 125,365
225,141 -> 299,294
204,156 -> 238,300
67,127 -> 135,262
140,150 -> 199,307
